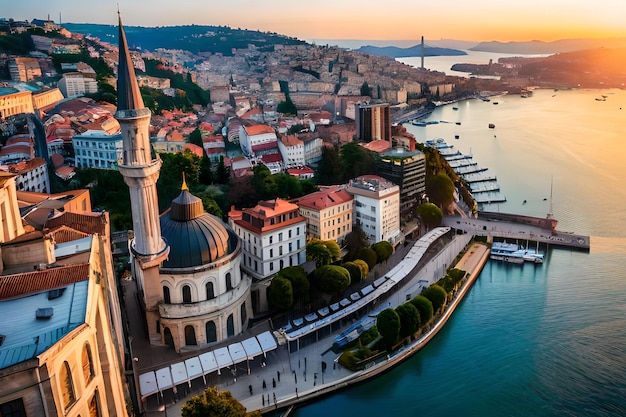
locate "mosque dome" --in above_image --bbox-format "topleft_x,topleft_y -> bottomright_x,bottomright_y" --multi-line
160,187 -> 238,269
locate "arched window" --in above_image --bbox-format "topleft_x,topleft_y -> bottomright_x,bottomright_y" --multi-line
185,325 -> 197,346
240,302 -> 247,326
182,285 -> 192,303
88,390 -> 101,417
205,321 -> 217,343
225,272 -> 233,291
82,343 -> 95,385
163,286 -> 171,304
227,314 -> 234,337
205,282 -> 215,300
60,361 -> 76,410
163,328 -> 174,349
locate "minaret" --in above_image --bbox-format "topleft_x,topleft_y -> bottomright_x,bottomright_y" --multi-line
115,14 -> 169,344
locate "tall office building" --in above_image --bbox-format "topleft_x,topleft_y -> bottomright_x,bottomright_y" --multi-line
355,103 -> 392,142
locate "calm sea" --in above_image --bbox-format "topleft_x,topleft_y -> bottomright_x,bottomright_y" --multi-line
295,67 -> 626,416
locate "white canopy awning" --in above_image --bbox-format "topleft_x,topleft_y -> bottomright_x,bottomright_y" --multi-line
241,336 -> 263,359
170,361 -> 189,386
228,342 -> 247,365
214,346 -> 233,369
184,356 -> 204,380
139,371 -> 158,399
155,367 -> 174,391
256,331 -> 277,353
199,351 -> 218,375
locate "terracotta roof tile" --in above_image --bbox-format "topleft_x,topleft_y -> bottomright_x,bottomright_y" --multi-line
45,212 -> 108,236
0,263 -> 90,300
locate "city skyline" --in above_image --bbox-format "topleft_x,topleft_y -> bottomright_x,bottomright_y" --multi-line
4,0 -> 626,43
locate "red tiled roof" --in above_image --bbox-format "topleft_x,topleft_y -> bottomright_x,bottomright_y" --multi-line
362,140 -> 391,153
280,135 -> 302,147
46,225 -> 90,244
296,187 -> 353,210
287,167 -> 314,175
0,263 -> 90,300
45,211 -> 108,236
244,124 -> 275,136
183,143 -> 204,158
261,153 -> 283,163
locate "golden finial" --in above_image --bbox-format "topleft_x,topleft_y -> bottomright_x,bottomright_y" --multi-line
181,172 -> 188,191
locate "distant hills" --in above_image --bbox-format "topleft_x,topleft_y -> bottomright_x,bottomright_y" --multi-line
470,38 -> 626,54
62,23 -> 305,55
353,44 -> 466,58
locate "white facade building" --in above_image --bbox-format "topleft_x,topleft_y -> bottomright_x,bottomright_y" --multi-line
57,72 -> 98,97
72,130 -> 123,169
239,124 -> 278,157
302,135 -> 324,166
347,175 -> 401,245
3,157 -> 50,193
278,135 -> 305,168
229,199 -> 307,313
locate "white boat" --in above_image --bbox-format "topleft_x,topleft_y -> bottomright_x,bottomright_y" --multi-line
490,241 -> 544,264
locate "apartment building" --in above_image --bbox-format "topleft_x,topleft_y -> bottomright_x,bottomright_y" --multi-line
228,199 -> 307,313
346,175 -> 401,245
295,186 -> 353,244
72,131 -> 123,169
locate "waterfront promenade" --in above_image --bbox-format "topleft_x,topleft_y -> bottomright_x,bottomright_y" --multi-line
147,236 -> 489,416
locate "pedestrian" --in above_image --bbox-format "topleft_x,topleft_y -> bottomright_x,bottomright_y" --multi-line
262,395 -> 265,406
249,385 -> 253,395
277,370 -> 280,381
262,380 -> 266,389
272,378 -> 276,388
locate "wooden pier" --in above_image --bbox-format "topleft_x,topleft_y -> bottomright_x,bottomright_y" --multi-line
442,212 -> 590,251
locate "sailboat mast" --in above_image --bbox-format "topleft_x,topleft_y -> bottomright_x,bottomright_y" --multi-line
547,176 -> 554,219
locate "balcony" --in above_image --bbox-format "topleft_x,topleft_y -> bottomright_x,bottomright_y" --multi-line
158,277 -> 251,319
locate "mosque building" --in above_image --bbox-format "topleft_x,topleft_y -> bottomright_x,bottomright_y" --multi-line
115,17 -> 251,353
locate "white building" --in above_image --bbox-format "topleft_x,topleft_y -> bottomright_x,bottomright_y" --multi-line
3,157 -> 50,193
278,135 -> 305,168
72,130 -> 123,169
239,124 -> 277,157
228,199 -> 307,313
301,135 -> 324,166
346,175 -> 401,245
57,72 -> 98,98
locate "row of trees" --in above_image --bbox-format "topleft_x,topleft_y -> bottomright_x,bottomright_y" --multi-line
315,142 -> 378,186
376,268 -> 467,348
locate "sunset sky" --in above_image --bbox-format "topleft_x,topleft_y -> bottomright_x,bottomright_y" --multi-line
5,0 -> 626,43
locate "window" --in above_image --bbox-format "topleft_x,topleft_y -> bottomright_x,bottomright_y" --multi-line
60,361 -> 76,410
206,321 -> 217,343
227,314 -> 235,337
279,246 -> 283,256
225,273 -> 233,291
269,248 -> 273,258
289,230 -> 292,238
82,343 -> 95,385
278,232 -> 283,241
182,285 -> 192,303
240,303 -> 247,326
269,236 -> 273,244
88,391 -> 101,417
289,242 -> 293,251
297,227 -> 300,235
163,286 -> 171,304
185,325 -> 197,345
270,262 -> 274,271
0,398 -> 26,417
205,282 -> 215,300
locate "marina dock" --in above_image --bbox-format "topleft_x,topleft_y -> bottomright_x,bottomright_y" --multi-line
425,138 -> 507,205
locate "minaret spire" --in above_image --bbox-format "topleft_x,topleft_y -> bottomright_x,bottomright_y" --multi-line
116,13 -> 144,111
116,12 -> 169,346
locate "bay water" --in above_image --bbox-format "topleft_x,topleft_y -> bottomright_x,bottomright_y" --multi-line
294,87 -> 626,416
